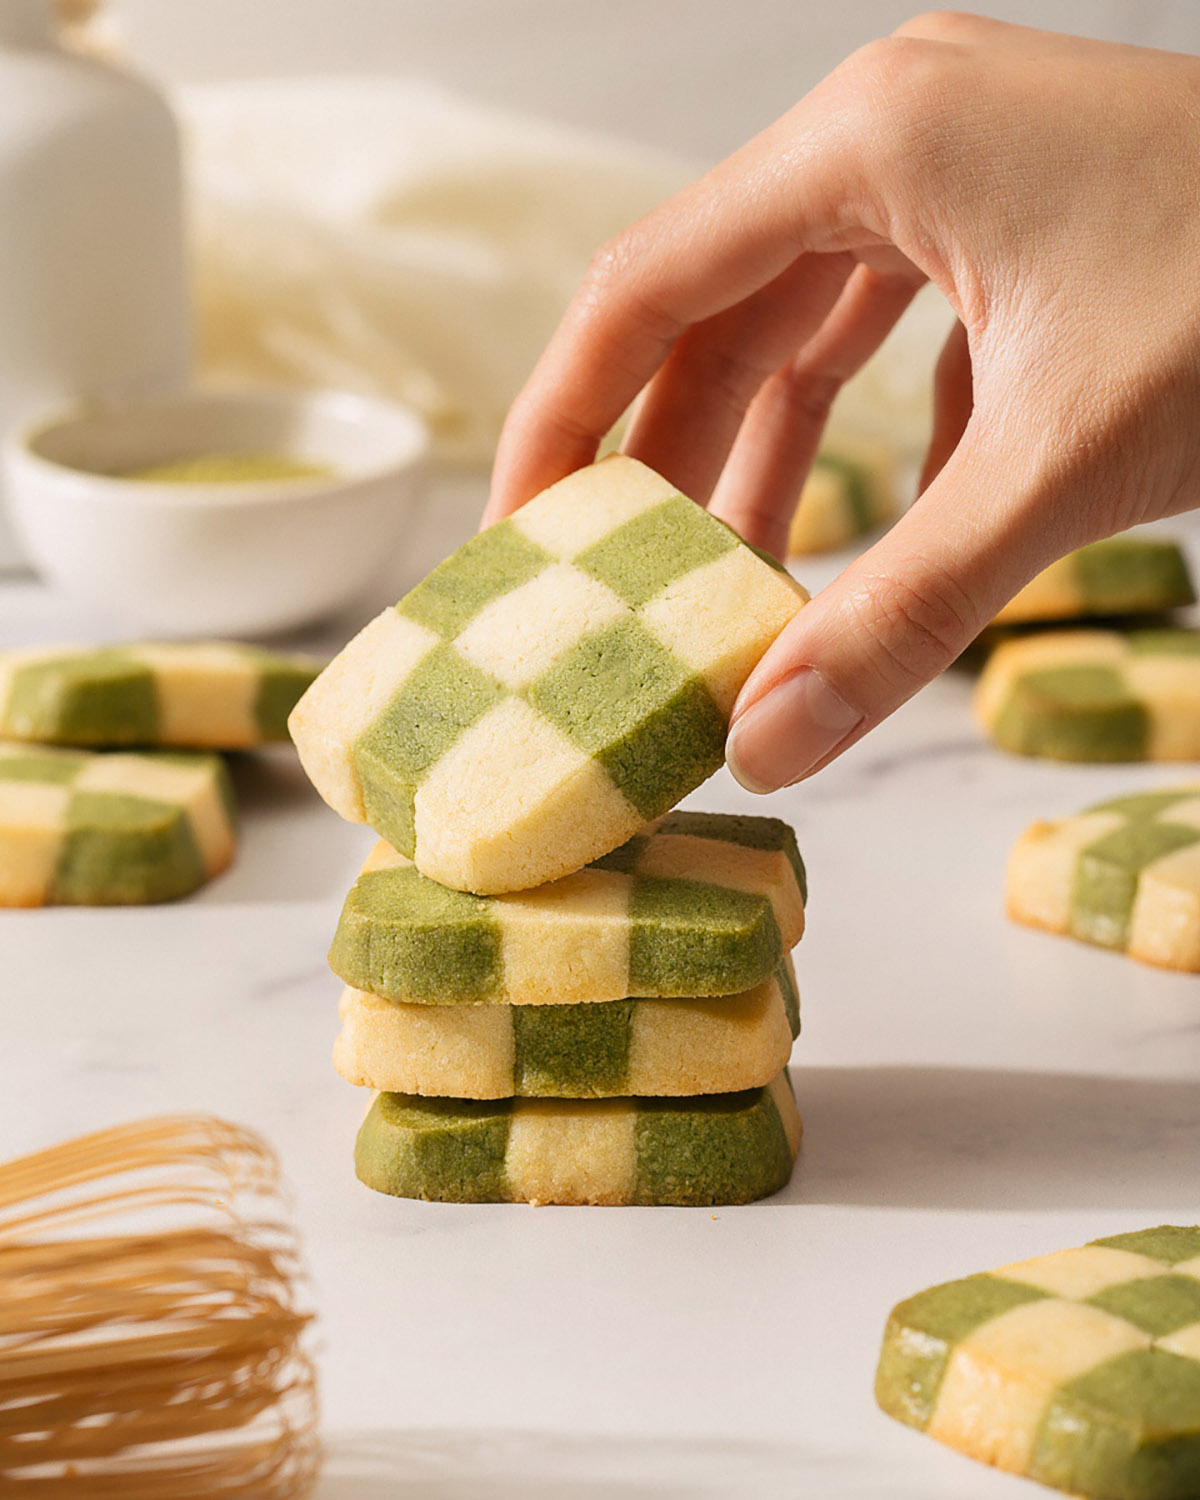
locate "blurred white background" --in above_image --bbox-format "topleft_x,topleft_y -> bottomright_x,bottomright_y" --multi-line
118,0 -> 1198,161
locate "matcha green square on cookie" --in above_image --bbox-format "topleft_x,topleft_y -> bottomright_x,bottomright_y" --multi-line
354,1070 -> 801,1206
876,1225 -> 1200,1499
994,537 -> 1196,625
0,741 -> 235,905
334,956 -> 800,1099
1007,783 -> 1200,970
0,641 -> 321,749
289,455 -> 807,893
975,628 -> 1200,761
328,810 -> 805,1007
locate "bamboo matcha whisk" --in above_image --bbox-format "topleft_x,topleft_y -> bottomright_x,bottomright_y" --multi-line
0,1115 -> 319,1498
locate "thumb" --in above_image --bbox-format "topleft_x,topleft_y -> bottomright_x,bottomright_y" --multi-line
725,440 -> 1054,791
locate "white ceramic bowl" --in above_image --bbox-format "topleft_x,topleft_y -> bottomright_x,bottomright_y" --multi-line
3,387 -> 429,636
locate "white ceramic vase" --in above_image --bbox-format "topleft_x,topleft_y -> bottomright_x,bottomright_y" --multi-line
0,0 -> 190,568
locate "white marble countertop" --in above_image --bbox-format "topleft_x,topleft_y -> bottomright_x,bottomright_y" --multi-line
3,480 -> 1200,1499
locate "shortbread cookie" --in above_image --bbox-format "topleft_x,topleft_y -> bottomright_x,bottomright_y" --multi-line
329,810 -> 806,1006
335,956 -> 799,1099
787,446 -> 897,556
994,537 -> 1195,625
0,742 -> 235,905
1008,785 -> 1200,970
975,628 -> 1200,761
0,641 -> 321,749
355,1071 -> 801,1206
876,1225 -> 1200,1499
290,455 -> 807,893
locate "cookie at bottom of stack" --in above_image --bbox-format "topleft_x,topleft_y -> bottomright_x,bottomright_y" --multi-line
355,1072 -> 801,1206
0,742 -> 235,906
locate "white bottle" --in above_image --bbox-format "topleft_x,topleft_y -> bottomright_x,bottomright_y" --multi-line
0,0 -> 190,565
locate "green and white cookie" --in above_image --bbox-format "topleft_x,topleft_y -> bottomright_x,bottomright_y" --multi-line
994,537 -> 1195,625
786,446 -> 897,556
329,810 -> 806,1007
0,641 -> 321,749
290,455 -> 807,893
0,742 -> 235,906
976,628 -> 1200,761
335,957 -> 799,1099
355,1071 -> 801,1206
1008,785 -> 1200,971
876,1225 -> 1200,1499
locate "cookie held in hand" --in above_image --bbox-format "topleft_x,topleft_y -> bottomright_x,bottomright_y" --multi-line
290,456 -> 807,893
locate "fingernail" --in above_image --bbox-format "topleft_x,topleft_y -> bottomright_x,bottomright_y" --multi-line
726,668 -> 864,792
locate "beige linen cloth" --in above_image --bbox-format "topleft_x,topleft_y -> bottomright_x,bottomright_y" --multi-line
181,77 -> 949,468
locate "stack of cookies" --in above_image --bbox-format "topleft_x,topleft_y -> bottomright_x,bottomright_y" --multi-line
291,455 -> 811,1206
0,642 -> 319,906
975,536 -> 1200,762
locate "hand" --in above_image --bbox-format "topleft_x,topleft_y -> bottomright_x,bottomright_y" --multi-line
482,13 -> 1200,791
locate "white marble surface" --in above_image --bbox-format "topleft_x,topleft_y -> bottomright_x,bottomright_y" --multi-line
3,483 -> 1200,1498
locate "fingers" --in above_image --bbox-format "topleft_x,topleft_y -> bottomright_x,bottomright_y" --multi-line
725,431 -> 1044,791
619,251 -> 855,504
482,69 -> 895,526
707,261 -> 925,556
918,317 -> 973,493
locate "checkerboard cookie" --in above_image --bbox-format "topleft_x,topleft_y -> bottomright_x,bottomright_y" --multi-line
334,956 -> 799,1099
0,641 -> 321,749
1008,785 -> 1200,970
355,1070 -> 801,1205
975,628 -> 1200,761
290,455 -> 807,893
876,1226 -> 1200,1498
329,811 -> 806,1006
0,742 -> 235,905
994,538 -> 1195,625
787,446 -> 897,556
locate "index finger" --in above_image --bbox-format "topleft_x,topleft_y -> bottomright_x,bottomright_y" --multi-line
483,71 -> 890,525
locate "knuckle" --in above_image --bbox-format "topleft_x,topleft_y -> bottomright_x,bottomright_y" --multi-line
833,34 -> 961,168
689,343 -> 772,414
578,233 -> 682,345
893,9 -> 978,40
582,234 -> 636,293
848,566 -> 980,690
780,367 -> 843,428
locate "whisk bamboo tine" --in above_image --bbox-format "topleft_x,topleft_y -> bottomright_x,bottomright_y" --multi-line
0,1114 -> 319,1499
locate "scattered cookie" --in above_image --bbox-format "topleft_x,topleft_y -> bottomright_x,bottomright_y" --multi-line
290,455 -> 807,893
975,627 -> 1200,760
0,742 -> 235,905
1008,785 -> 1200,970
787,446 -> 897,556
334,957 -> 799,1099
329,810 -> 806,1006
994,537 -> 1195,625
876,1225 -> 1200,1499
0,641 -> 321,749
355,1070 -> 801,1206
